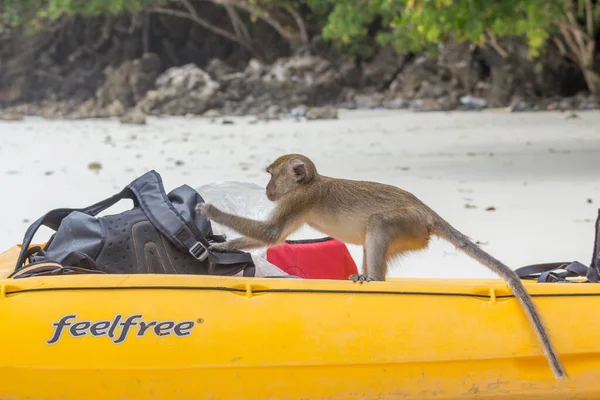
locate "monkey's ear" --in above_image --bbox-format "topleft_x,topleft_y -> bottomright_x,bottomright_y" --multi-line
289,159 -> 308,182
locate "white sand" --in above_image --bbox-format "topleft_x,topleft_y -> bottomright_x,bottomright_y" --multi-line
1,109 -> 599,279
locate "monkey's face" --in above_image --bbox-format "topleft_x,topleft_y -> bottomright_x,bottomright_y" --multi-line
265,165 -> 292,201
265,157 -> 310,201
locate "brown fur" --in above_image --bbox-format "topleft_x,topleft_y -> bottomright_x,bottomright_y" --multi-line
196,153 -> 567,380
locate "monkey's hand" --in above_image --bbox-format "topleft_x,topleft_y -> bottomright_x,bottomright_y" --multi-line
196,203 -> 222,221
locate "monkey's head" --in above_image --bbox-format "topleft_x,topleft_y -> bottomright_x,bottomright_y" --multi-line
265,154 -> 317,201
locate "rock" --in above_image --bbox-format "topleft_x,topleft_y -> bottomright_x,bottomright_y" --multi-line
415,80 -> 447,99
383,98 -> 409,109
89,53 -> 162,116
388,57 -> 439,100
214,55 -> 346,118
576,94 -> 600,110
290,105 -> 307,118
480,41 -> 541,107
439,40 -> 478,93
384,55 -> 460,111
70,97 -> 98,118
339,62 -> 362,87
361,46 -> 407,90
203,109 -> 221,118
80,98 -> 96,113
206,59 -> 235,80
244,59 -> 265,78
508,97 -> 532,112
306,106 -> 338,120
410,98 -> 450,112
103,63 -> 136,108
353,94 -> 384,109
459,95 -> 488,110
129,53 -> 162,104
107,100 -> 126,117
257,105 -> 282,121
0,85 -> 22,105
119,111 -> 147,125
138,64 -> 220,115
0,112 -> 24,121
263,55 -> 331,85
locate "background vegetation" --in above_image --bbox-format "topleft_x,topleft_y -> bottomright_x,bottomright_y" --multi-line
1,0 -> 599,97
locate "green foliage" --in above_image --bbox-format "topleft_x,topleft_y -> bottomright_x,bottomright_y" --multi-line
314,0 -> 596,59
0,0 -> 163,32
3,0 -> 600,64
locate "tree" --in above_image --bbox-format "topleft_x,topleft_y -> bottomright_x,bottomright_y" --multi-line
319,0 -> 600,98
0,0 -> 310,59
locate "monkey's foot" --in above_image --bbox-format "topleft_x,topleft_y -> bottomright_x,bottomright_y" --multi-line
349,274 -> 373,284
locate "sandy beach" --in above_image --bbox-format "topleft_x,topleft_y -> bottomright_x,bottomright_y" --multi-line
1,109 -> 599,279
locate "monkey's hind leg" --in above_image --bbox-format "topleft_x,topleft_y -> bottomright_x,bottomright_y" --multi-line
350,214 -> 394,283
350,211 -> 430,284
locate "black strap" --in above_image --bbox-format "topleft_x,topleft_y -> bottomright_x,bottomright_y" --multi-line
590,209 -> 600,282
514,208 -> 600,284
15,188 -> 135,270
9,261 -> 106,279
515,261 -> 594,283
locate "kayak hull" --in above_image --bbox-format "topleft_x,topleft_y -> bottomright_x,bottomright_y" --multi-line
0,245 -> 597,399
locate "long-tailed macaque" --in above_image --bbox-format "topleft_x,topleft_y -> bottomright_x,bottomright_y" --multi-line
196,153 -> 567,380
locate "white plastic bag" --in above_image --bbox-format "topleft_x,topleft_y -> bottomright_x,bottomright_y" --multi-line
196,181 -> 288,277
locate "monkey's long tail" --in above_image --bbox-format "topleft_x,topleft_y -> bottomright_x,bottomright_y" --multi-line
432,218 -> 568,381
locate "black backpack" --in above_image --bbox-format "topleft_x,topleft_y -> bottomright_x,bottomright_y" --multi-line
515,209 -> 600,283
11,170 -> 256,279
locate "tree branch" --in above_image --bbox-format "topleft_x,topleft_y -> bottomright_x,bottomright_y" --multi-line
225,4 -> 252,45
67,14 -> 114,63
485,31 -> 508,58
552,35 -> 578,63
564,0 -> 578,26
283,4 -> 309,45
584,0 -> 594,38
209,0 -> 300,44
151,5 -> 260,57
175,0 -> 199,17
143,11 -> 150,54
558,21 -> 585,63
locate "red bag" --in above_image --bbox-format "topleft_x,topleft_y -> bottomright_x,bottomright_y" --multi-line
266,237 -> 358,280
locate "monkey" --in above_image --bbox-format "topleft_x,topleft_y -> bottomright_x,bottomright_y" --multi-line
196,153 -> 567,380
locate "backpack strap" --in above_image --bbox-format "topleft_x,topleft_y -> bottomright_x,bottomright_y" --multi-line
588,209 -> 600,282
126,170 -> 254,268
9,262 -> 106,279
15,188 -> 135,270
515,261 -> 593,283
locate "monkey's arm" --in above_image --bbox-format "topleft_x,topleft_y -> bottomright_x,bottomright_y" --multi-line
211,236 -> 267,251
198,203 -> 304,245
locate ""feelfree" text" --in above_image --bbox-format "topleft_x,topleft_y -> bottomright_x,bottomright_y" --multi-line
47,314 -> 198,344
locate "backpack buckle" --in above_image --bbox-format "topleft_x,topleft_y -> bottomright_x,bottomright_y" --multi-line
189,242 -> 209,261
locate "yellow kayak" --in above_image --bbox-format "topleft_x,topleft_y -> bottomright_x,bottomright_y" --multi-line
0,244 -> 598,400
